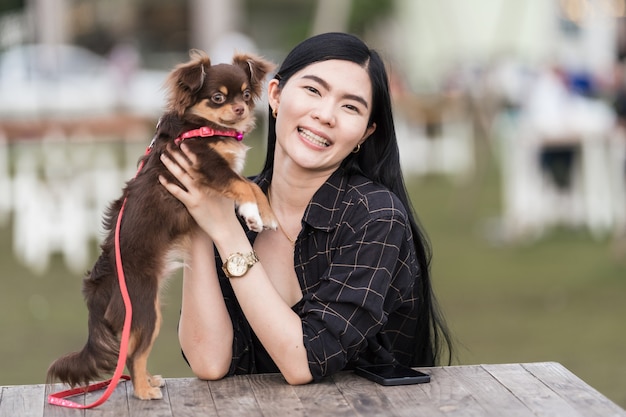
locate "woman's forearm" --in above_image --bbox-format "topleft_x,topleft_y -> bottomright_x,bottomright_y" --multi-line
178,231 -> 233,380
158,149 -> 312,383
230,269 -> 312,384
211,221 -> 313,385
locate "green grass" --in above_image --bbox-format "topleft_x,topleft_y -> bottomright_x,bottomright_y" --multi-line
408,168 -> 626,408
1,137 -> 624,408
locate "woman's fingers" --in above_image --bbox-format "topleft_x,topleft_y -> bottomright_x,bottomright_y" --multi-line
158,143 -> 240,237
165,143 -> 197,176
162,146 -> 193,179
158,174 -> 186,200
159,148 -> 196,205
179,143 -> 199,166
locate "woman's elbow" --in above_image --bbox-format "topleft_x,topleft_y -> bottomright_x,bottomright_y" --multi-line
284,373 -> 313,385
191,361 -> 230,381
281,365 -> 314,385
184,350 -> 231,381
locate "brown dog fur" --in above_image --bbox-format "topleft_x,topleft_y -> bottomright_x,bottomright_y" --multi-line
46,50 -> 277,400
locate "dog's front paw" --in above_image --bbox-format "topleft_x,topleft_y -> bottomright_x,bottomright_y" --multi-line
262,212 -> 278,231
133,386 -> 163,400
148,374 -> 165,388
238,202 -> 264,232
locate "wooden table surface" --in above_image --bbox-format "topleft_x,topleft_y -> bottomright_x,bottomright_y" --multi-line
1,362 -> 624,416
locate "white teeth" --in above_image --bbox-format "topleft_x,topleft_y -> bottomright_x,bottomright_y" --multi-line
298,128 -> 329,147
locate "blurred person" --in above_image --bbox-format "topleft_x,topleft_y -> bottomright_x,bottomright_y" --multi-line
159,32 -> 453,384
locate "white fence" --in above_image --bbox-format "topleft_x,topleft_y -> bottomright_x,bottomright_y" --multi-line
1,130 -> 148,274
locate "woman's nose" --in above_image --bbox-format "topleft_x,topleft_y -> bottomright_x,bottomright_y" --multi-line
311,102 -> 335,126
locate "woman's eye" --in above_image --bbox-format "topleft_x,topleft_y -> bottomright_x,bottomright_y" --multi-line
211,93 -> 226,104
305,86 -> 320,95
242,89 -> 252,101
344,104 -> 362,114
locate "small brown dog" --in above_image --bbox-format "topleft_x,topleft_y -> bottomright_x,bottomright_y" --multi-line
47,50 -> 277,400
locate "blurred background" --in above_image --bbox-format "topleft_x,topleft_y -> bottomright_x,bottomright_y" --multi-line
1,0 -> 625,408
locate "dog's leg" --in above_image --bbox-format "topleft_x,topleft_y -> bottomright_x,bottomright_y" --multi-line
222,179 -> 268,232
249,181 -> 278,230
129,347 -> 163,399
147,302 -> 165,388
127,296 -> 163,400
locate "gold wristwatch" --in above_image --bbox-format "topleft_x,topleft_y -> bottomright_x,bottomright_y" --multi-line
222,251 -> 259,278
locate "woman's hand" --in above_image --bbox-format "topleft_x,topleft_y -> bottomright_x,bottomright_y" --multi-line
158,144 -> 239,241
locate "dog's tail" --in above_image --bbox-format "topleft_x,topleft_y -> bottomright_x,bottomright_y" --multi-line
46,326 -> 119,387
46,310 -> 120,387
47,259 -> 121,387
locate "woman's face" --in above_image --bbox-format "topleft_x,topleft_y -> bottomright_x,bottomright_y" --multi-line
268,59 -> 376,174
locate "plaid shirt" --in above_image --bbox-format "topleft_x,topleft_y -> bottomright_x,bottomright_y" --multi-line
218,168 -> 421,381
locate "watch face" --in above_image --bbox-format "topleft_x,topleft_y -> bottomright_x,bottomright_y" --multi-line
223,251 -> 258,278
227,254 -> 248,276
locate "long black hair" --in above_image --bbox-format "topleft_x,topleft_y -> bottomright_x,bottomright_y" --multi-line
261,32 -> 453,366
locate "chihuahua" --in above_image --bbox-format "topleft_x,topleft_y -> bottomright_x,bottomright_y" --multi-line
47,50 -> 277,400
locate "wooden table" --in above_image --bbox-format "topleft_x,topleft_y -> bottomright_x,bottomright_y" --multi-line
1,362 -> 624,416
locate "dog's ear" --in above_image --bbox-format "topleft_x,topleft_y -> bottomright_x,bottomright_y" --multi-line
165,49 -> 211,116
232,53 -> 276,99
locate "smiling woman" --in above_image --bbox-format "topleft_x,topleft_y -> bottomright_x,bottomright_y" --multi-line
267,60 -> 376,174
158,32 -> 453,385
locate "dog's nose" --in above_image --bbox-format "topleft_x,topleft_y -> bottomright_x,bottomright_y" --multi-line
233,104 -> 245,116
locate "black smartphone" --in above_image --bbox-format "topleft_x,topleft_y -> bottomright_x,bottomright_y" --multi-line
354,364 -> 431,386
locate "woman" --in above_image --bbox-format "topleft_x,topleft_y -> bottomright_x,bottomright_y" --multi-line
159,32 -> 452,385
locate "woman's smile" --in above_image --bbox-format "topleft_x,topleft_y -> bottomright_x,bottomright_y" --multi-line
298,127 -> 330,148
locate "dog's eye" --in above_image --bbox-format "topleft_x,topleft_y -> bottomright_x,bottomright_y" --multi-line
211,93 -> 226,104
242,89 -> 252,101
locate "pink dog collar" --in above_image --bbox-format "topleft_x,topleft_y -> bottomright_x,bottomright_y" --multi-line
174,126 -> 244,145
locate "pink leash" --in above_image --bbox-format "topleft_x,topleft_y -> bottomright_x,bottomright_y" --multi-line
47,141 -> 154,408
47,126 -> 243,408
47,195 -> 134,408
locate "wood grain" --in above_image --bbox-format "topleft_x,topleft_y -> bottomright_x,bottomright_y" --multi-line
166,378 -> 217,417
0,384 -> 45,417
2,363 -> 624,417
208,375 -> 261,417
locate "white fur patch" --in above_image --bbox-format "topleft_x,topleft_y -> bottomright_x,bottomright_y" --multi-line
238,202 -> 263,232
231,144 -> 249,174
159,242 -> 189,292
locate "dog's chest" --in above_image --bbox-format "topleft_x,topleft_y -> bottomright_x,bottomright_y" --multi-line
210,140 -> 250,174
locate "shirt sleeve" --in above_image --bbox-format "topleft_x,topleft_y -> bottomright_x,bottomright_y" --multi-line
297,203 -> 415,380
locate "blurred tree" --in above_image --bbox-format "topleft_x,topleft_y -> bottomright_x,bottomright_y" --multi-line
0,0 -> 24,13
311,0 -> 352,34
244,0 -> 394,58
348,0 -> 394,33
310,0 -> 394,37
245,0 -> 315,53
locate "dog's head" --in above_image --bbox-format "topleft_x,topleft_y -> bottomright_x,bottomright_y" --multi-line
164,50 -> 275,133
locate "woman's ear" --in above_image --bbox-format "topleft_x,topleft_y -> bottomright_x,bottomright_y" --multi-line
361,122 -> 377,143
267,78 -> 281,112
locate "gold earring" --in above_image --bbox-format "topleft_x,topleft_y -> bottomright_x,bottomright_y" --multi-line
352,143 -> 361,153
272,108 -> 278,118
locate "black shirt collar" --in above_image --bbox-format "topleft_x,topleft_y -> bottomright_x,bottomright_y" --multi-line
255,168 -> 348,233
